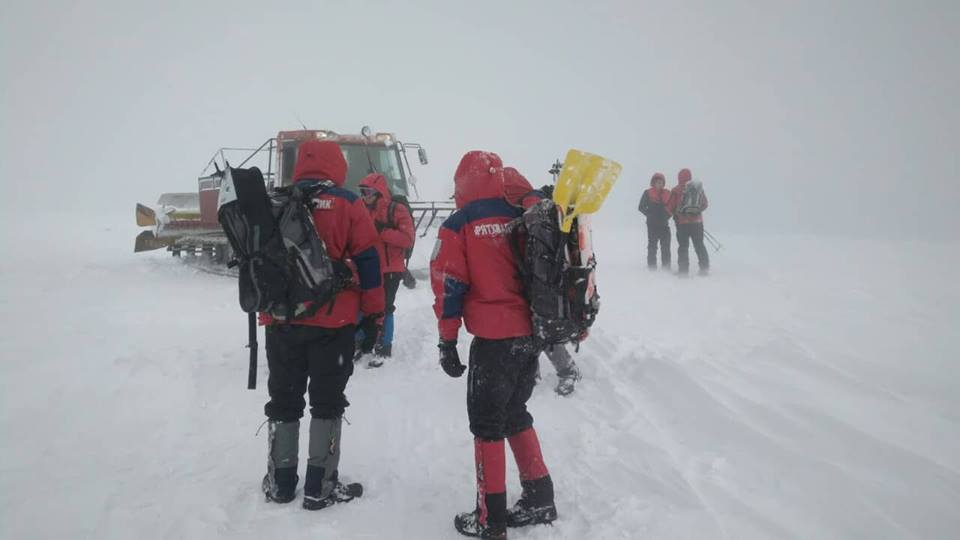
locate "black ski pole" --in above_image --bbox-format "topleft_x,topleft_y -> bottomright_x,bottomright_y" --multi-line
247,311 -> 258,389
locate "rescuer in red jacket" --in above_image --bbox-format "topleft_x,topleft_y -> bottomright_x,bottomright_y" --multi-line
261,139 -> 384,511
358,173 -> 415,367
667,168 -> 710,275
431,152 -> 558,538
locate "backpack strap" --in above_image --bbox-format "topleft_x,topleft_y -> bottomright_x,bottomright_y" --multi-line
387,200 -> 398,228
505,216 -> 528,283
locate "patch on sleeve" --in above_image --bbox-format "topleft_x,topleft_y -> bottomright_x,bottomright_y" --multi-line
431,238 -> 442,261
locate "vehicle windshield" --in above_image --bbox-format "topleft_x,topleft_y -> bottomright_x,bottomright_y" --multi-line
340,144 -> 407,196
277,141 -> 408,197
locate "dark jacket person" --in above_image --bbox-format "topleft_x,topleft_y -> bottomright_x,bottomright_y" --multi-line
639,172 -> 672,269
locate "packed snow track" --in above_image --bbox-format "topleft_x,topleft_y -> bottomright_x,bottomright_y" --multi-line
1,213 -> 957,539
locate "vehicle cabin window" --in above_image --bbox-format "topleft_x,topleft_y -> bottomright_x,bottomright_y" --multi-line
340,144 -> 408,197
280,142 -> 297,186
277,141 -> 408,196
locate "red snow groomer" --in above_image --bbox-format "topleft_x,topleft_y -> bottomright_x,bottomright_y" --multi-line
134,127 -> 454,264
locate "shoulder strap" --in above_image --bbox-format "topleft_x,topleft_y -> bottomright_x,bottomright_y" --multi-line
388,200 -> 398,227
506,217 -> 528,282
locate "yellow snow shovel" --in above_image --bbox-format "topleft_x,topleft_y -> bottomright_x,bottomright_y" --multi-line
552,149 -> 622,232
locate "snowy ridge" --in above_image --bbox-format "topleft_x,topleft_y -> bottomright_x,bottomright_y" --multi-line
1,215 -> 958,539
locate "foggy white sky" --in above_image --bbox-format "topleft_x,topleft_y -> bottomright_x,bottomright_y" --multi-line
2,0 -> 958,239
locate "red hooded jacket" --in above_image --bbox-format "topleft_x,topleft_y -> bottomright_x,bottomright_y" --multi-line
502,167 -> 545,210
431,151 -> 532,341
359,173 -> 415,274
262,140 -> 385,327
668,168 -> 709,225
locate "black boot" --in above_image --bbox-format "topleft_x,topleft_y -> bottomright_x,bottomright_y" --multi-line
302,468 -> 363,510
367,343 -> 391,368
262,420 -> 299,503
302,417 -> 362,510
454,493 -> 507,539
507,476 -> 557,528
262,468 -> 298,503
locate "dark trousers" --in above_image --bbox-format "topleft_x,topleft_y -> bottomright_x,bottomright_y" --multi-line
647,223 -> 671,268
264,324 -> 355,421
467,337 -> 540,441
384,272 -> 402,315
676,222 -> 710,273
380,272 -> 402,347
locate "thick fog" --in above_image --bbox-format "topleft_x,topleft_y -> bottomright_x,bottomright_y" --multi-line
3,4 -> 960,538
2,0 -> 958,240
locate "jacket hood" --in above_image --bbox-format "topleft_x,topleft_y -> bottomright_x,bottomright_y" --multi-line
359,172 -> 391,201
453,150 -> 504,208
293,140 -> 347,185
502,166 -> 534,206
650,172 -> 666,187
677,168 -> 692,186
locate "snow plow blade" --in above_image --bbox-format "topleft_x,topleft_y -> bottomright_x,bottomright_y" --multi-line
553,149 -> 622,232
134,231 -> 172,253
136,203 -> 157,227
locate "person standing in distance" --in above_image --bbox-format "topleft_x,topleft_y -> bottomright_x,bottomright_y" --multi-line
638,172 -> 672,270
668,168 -> 710,275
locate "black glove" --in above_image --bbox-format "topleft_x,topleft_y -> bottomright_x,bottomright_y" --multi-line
401,269 -> 417,290
438,340 -> 465,378
358,313 -> 383,354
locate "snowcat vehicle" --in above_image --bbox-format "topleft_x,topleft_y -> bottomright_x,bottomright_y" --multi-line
134,128 -> 454,264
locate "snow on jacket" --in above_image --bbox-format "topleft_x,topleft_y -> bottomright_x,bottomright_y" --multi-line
262,140 -> 385,327
359,173 -> 415,274
639,172 -> 672,225
431,151 -> 532,341
668,168 -> 709,225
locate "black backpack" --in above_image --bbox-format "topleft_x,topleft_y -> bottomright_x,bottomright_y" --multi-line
217,166 -> 349,322
510,199 -> 600,346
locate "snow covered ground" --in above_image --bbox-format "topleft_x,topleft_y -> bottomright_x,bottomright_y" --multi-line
2,212 -> 958,539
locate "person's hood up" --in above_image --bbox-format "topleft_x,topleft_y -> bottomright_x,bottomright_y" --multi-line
453,150 -> 504,209
650,172 -> 666,187
359,172 -> 391,201
293,140 -> 347,185
502,166 -> 534,206
677,168 -> 692,186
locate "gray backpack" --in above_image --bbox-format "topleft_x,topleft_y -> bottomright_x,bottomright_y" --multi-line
217,167 -> 349,322
678,180 -> 705,215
